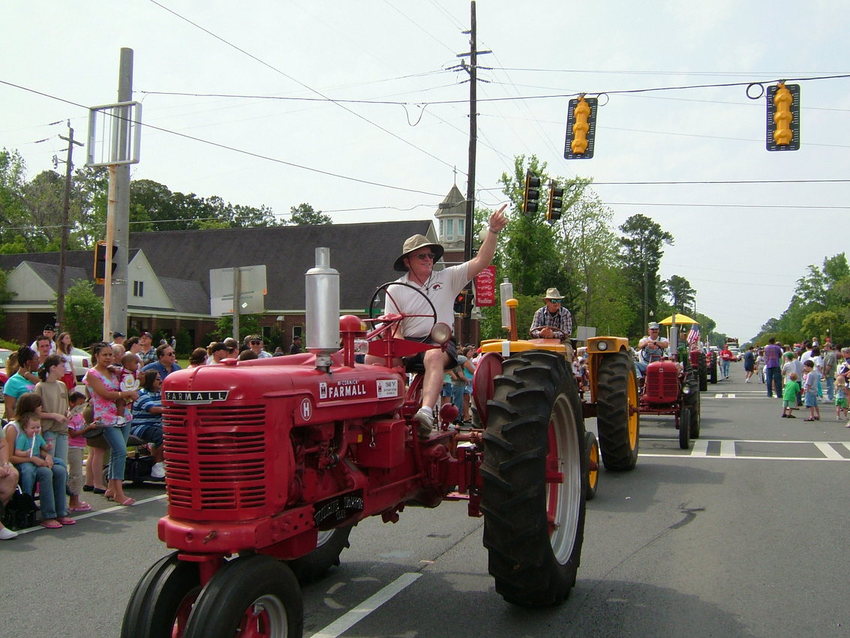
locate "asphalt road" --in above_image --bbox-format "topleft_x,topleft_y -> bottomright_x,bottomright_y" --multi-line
2,363 -> 849,637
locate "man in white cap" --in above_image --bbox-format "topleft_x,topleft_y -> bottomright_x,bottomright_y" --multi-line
636,321 -> 669,376
529,287 -> 573,341
374,205 -> 508,438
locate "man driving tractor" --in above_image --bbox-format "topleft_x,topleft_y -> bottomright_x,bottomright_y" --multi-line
367,205 -> 508,438
529,287 -> 573,342
636,321 -> 669,377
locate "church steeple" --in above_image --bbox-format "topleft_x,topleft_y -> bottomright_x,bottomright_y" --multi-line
433,184 -> 466,252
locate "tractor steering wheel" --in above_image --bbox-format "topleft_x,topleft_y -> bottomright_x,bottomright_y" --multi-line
367,281 -> 438,335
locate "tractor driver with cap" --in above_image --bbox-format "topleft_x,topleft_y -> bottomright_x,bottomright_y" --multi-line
636,321 -> 669,377
529,287 -> 573,342
368,204 -> 508,439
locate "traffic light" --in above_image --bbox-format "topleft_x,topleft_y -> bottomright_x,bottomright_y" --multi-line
522,170 -> 541,214
94,240 -> 117,283
564,95 -> 597,159
766,82 -> 800,151
546,182 -> 565,222
454,292 -> 466,314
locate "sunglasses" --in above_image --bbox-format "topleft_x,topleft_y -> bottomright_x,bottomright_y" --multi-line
546,299 -> 561,304
250,340 -> 262,345
414,253 -> 436,261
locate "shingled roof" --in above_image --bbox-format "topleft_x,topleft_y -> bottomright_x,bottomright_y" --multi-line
129,220 -> 435,312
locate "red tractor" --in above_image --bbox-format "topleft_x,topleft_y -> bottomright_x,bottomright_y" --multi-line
122,257 -> 589,638
639,350 -> 701,449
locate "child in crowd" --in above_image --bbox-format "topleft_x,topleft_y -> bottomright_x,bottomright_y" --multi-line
65,391 -> 92,512
113,352 -> 141,424
835,374 -> 848,424
781,372 -> 800,418
11,412 -> 73,528
802,360 -> 821,422
782,351 -> 803,407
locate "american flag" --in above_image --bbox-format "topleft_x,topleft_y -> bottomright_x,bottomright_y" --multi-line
687,325 -> 700,344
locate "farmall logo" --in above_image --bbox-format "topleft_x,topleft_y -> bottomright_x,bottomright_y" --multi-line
318,379 -> 367,400
165,390 -> 229,404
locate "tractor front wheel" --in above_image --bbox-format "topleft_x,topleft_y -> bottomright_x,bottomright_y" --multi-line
481,350 -> 587,607
596,352 -> 640,471
184,554 -> 302,638
120,552 -> 201,638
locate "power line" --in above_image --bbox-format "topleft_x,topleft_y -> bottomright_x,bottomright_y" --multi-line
488,66 -> 850,77
606,201 -> 850,210
0,78 -> 444,197
138,72 -> 850,108
148,0 -> 465,176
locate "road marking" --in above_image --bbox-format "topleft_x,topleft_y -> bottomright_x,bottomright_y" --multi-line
641,439 -> 850,461
814,442 -> 844,460
309,572 -> 422,638
690,439 -> 709,457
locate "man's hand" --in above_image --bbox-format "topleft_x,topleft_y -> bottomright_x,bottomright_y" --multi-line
539,326 -> 555,339
488,204 -> 508,233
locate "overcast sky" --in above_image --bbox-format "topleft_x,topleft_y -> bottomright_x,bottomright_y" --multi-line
2,1 -> 848,341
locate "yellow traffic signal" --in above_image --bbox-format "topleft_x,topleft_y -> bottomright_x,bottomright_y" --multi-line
565,96 -> 597,159
546,182 -> 565,222
572,97 -> 591,154
766,82 -> 800,151
773,83 -> 793,145
522,171 -> 541,214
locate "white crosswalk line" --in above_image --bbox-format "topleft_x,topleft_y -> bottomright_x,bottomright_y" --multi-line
690,439 -> 709,457
814,442 -> 843,460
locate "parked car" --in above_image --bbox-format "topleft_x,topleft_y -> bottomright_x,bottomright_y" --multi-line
0,347 -> 11,393
71,347 -> 91,382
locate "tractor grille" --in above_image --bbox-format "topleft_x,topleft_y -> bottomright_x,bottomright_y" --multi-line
164,404 -> 268,513
645,366 -> 679,403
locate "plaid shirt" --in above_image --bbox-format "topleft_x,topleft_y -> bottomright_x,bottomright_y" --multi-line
530,306 -> 573,340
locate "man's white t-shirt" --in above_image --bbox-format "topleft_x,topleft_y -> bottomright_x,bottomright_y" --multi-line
383,264 -> 469,339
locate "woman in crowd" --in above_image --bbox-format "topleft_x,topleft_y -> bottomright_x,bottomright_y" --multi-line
84,342 -> 139,506
56,331 -> 77,391
3,346 -> 38,417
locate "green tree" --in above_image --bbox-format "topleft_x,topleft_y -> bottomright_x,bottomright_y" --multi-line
0,269 -> 15,333
618,214 -> 673,337
497,155 -> 564,296
23,170 -> 65,250
0,148 -> 30,250
73,165 -> 108,247
63,280 -> 103,348
213,314 -> 262,343
663,275 -> 696,313
289,203 -> 331,225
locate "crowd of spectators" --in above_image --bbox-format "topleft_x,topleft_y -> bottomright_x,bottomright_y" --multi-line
0,327 -> 297,539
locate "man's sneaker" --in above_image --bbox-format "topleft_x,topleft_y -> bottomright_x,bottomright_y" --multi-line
413,409 -> 434,439
150,462 -> 166,479
0,526 -> 18,540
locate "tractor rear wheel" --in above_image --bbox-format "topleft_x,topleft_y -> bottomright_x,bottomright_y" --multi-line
679,406 -> 692,449
584,431 -> 599,501
481,350 -> 586,607
596,352 -> 640,471
288,525 -> 352,583
697,352 -> 708,391
184,554 -> 302,638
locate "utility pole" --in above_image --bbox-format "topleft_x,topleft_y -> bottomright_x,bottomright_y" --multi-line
56,123 -> 83,331
103,47 -> 133,342
457,0 -> 490,342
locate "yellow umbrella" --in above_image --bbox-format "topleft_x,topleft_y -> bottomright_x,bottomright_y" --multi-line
659,313 -> 698,325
